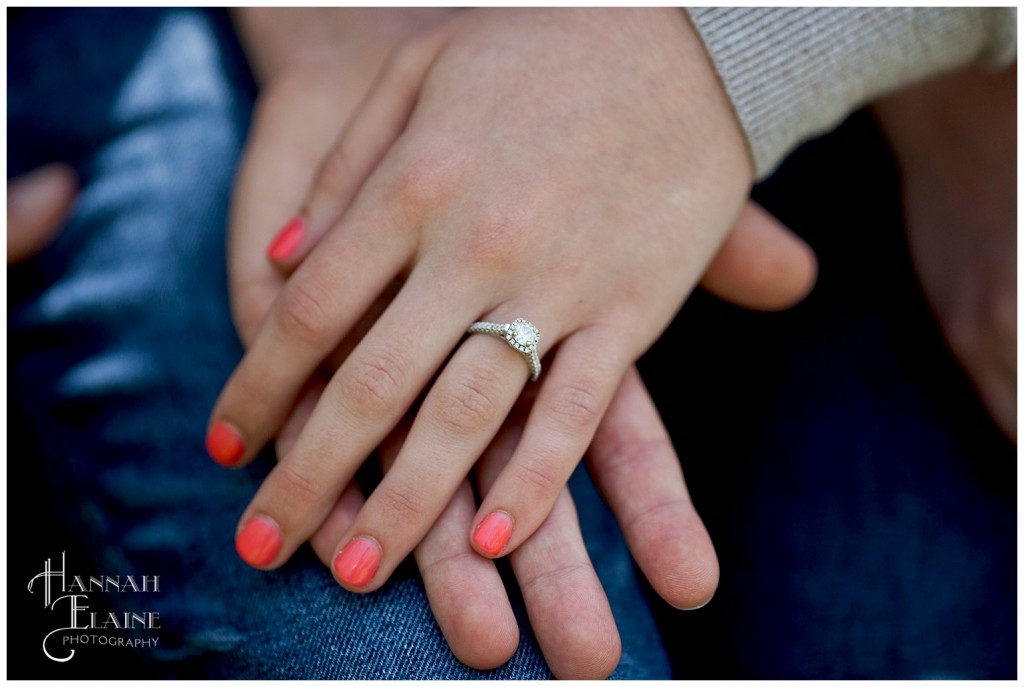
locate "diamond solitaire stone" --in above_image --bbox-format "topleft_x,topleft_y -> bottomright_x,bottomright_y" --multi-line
468,317 -> 542,381
509,318 -> 539,351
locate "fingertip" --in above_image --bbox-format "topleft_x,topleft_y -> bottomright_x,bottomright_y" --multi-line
332,535 -> 382,590
471,510 -> 514,558
732,227 -> 818,311
778,232 -> 818,309
637,511 -> 720,611
235,515 -> 283,569
444,596 -> 520,670
703,201 -> 819,311
266,215 -> 306,263
206,420 -> 246,467
670,593 -> 715,611
662,554 -> 720,611
546,610 -> 622,679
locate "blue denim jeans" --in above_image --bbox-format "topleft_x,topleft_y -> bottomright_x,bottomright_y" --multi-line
9,7 -> 1015,681
8,8 -> 668,679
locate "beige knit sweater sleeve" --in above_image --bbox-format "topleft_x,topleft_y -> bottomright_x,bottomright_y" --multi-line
686,7 -> 1017,179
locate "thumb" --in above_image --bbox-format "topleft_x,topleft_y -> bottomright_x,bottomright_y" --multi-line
701,201 -> 818,312
7,163 -> 78,264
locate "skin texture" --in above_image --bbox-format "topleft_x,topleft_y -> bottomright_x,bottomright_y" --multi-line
226,8 -> 816,677
873,63 -> 1016,443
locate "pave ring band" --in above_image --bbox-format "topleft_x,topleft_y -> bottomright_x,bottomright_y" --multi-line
468,318 -> 541,381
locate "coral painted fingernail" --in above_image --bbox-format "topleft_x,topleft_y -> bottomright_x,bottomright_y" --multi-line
267,216 -> 305,261
333,537 -> 381,588
206,420 -> 245,466
473,511 -> 513,556
235,516 -> 282,567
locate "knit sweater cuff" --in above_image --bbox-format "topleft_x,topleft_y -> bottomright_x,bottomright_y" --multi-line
687,7 -> 1017,179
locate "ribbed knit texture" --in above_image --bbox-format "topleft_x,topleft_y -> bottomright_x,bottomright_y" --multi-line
687,7 -> 1017,179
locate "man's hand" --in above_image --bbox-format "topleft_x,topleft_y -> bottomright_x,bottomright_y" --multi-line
874,63 -> 1016,441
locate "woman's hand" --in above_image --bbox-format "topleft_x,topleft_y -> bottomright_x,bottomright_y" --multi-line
212,7 -> 757,593
222,8 -> 814,675
231,12 -> 631,673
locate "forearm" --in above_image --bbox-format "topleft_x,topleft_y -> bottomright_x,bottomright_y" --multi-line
687,7 -> 1017,178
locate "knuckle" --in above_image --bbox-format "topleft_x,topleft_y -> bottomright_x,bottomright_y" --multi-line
375,483 -> 427,523
600,434 -> 675,477
277,278 -> 334,348
419,548 -> 478,578
226,364 -> 277,419
519,559 -> 590,596
274,461 -> 325,507
340,349 -> 407,421
315,142 -> 358,199
432,368 -> 503,435
624,496 -> 687,532
514,453 -> 561,494
546,381 -> 604,435
231,289 -> 271,346
391,147 -> 464,212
